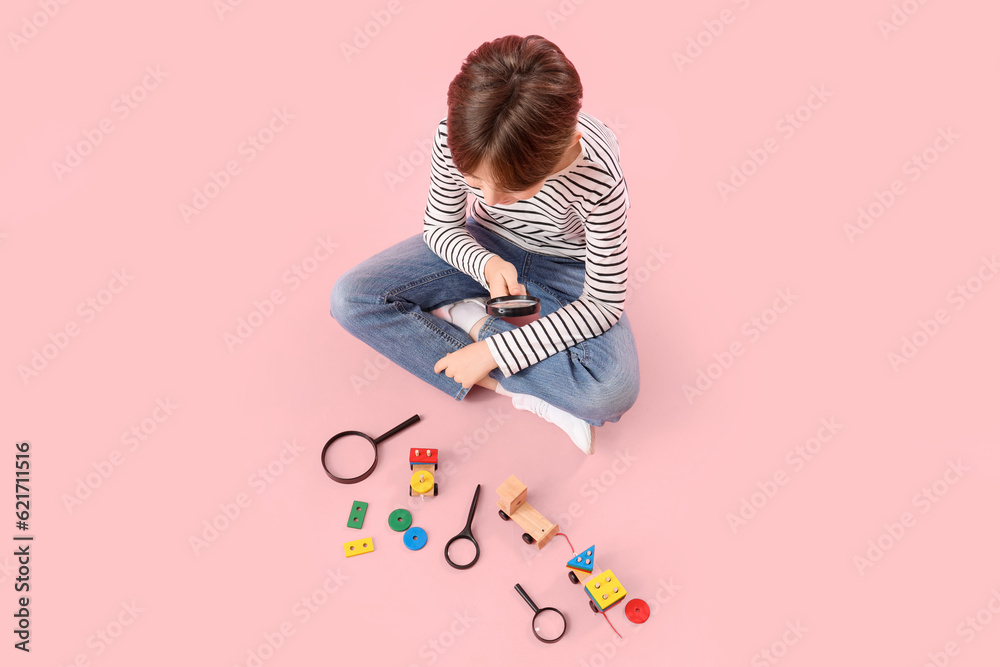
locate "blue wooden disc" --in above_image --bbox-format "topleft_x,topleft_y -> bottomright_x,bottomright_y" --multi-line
403,526 -> 427,551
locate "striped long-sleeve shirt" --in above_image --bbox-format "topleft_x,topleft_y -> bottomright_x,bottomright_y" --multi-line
422,111 -> 630,378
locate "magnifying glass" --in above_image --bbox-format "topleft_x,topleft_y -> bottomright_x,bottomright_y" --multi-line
486,295 -> 541,318
320,415 -> 420,484
513,584 -> 567,643
444,484 -> 481,569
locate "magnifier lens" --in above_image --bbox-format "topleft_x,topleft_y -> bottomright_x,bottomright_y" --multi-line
532,608 -> 566,643
322,434 -> 376,481
498,297 -> 536,307
445,538 -> 477,568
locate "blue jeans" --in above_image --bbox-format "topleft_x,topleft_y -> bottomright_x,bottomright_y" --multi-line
329,219 -> 640,426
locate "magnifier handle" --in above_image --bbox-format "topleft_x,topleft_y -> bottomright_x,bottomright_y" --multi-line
514,584 -> 540,613
466,484 -> 481,524
373,414 -> 420,445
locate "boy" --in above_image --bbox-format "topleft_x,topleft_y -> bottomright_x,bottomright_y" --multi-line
331,34 -> 639,454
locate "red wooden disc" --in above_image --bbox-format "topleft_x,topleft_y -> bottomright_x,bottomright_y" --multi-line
625,599 -> 650,624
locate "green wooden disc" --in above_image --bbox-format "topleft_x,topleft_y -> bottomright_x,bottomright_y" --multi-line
388,509 -> 412,532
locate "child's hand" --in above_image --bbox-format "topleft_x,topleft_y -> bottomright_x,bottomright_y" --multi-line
434,341 -> 498,389
484,256 -> 527,299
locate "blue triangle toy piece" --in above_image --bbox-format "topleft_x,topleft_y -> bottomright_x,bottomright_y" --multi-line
567,545 -> 596,573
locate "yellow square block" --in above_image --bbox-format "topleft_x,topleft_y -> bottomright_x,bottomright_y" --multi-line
585,570 -> 626,610
344,537 -> 374,558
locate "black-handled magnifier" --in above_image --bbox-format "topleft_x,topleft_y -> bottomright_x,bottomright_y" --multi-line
486,295 -> 541,318
514,584 -> 567,643
320,415 -> 420,484
444,484 -> 481,569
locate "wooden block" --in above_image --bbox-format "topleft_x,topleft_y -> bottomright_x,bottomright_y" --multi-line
585,570 -> 627,611
579,565 -> 603,587
602,597 -> 626,612
346,500 -> 368,529
343,537 -> 374,558
567,545 -> 596,573
411,463 -> 436,474
409,448 -> 438,466
509,500 -> 558,549
496,475 -> 528,514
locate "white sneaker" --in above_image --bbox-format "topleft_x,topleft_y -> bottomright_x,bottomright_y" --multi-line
511,393 -> 596,455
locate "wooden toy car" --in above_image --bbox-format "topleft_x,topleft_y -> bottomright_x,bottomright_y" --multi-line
409,448 -> 438,497
495,475 -> 558,549
567,545 -> 628,613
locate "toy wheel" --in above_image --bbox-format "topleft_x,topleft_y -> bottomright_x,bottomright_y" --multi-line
498,510 -> 510,521
408,487 -> 414,497
589,600 -> 600,614
521,533 -> 535,545
432,483 -> 439,496
568,571 -> 579,584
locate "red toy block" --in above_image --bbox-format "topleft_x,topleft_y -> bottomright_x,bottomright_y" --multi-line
409,448 -> 438,467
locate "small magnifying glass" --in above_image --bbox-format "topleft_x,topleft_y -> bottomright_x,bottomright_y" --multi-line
513,584 -> 567,644
320,415 -> 420,484
486,295 -> 541,318
444,484 -> 481,569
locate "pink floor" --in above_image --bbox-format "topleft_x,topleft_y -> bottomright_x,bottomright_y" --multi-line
3,2 -> 999,666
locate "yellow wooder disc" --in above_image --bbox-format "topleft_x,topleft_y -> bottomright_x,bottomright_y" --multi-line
410,470 -> 435,494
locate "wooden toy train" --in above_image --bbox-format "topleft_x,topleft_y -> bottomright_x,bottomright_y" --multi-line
409,448 -> 438,496
495,475 -> 628,615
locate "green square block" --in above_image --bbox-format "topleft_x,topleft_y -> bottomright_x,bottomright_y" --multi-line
347,501 -> 368,529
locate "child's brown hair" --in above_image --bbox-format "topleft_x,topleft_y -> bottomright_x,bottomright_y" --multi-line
446,34 -> 583,193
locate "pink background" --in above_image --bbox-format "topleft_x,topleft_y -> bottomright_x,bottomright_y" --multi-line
3,1 -> 999,665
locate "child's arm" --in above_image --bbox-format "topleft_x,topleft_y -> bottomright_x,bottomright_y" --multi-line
422,119 -> 498,291
484,176 -> 631,378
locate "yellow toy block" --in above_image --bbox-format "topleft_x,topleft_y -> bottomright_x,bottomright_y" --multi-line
344,537 -> 374,558
410,470 -> 435,496
585,570 -> 627,611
